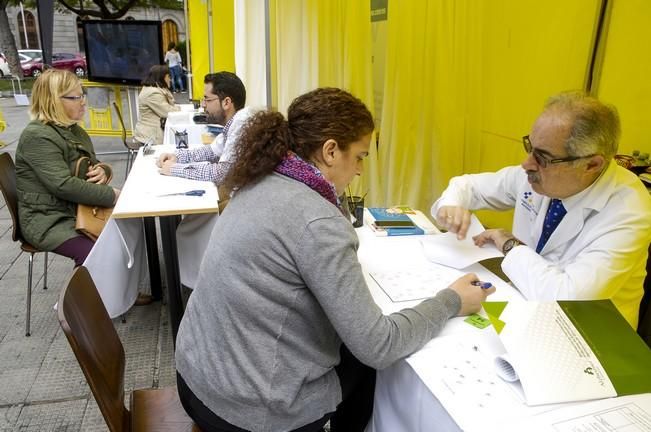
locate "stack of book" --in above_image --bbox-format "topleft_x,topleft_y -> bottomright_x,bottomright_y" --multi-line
365,206 -> 439,236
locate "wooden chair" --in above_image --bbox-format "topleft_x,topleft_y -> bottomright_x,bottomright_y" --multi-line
112,101 -> 142,179
0,152 -> 48,336
58,266 -> 200,432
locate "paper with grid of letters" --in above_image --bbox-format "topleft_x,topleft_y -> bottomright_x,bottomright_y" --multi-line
368,265 -> 464,302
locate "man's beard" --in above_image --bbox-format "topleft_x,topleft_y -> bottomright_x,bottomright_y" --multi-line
206,110 -> 225,125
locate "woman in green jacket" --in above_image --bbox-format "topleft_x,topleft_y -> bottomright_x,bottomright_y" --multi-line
16,69 -> 119,266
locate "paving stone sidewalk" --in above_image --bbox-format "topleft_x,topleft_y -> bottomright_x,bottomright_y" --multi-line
0,96 -> 177,432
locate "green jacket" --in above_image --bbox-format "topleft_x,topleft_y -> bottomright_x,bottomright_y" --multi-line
16,120 -> 115,251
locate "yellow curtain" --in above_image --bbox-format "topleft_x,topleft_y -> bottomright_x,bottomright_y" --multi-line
594,0 -> 651,156
273,1 -> 377,197
188,0 -> 235,98
379,0 -> 599,228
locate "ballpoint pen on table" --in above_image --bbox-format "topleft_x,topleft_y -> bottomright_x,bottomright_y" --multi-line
156,189 -> 206,197
471,281 -> 493,289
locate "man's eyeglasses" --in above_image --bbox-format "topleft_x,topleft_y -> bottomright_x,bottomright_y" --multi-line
61,94 -> 86,101
202,96 -> 220,103
522,135 -> 594,168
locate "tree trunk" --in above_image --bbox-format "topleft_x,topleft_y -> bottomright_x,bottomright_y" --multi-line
0,0 -> 22,77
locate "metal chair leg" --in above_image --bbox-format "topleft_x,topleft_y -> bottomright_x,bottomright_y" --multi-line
125,154 -> 131,180
26,252 -> 34,336
43,252 -> 48,290
125,149 -> 136,180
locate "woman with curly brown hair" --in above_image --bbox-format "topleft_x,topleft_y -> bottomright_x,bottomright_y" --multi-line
175,88 -> 493,432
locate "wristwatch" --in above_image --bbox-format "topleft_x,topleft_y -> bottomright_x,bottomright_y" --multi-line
502,238 -> 523,255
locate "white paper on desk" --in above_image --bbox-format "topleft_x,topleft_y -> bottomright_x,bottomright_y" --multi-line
420,214 -> 503,269
495,302 -> 617,406
498,393 -> 651,432
406,334 -> 557,432
369,265 -> 464,302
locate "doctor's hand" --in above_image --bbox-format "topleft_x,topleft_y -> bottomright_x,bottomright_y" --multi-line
157,153 -> 177,168
436,205 -> 472,240
448,273 -> 496,316
473,228 -> 514,252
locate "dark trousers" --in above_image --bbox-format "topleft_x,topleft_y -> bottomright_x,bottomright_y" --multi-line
177,345 -> 376,432
53,235 -> 94,267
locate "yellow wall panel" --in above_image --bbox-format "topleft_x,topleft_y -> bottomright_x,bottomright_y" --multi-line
188,0 -> 235,98
596,0 -> 651,156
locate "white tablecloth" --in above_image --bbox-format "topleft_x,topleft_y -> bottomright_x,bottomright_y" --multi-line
84,218 -> 147,318
177,212 -> 220,289
358,227 -> 651,432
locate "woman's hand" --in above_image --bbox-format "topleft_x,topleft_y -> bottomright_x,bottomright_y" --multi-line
86,165 -> 108,184
447,273 -> 496,316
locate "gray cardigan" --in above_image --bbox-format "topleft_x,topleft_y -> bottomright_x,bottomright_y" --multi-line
175,173 -> 461,432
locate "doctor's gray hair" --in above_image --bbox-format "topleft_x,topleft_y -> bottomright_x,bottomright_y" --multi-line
544,92 -> 620,161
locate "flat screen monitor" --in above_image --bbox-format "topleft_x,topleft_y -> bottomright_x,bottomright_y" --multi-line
82,20 -> 163,85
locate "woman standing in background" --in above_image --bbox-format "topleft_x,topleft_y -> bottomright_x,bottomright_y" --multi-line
133,65 -> 180,145
164,42 -> 184,93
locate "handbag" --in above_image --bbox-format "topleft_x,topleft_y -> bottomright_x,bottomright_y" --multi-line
74,157 -> 114,241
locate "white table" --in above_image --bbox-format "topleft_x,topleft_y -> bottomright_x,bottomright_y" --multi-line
357,227 -> 651,432
111,145 -> 220,341
163,110 -> 207,147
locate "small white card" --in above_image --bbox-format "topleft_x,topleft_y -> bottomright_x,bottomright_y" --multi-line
420,215 -> 503,269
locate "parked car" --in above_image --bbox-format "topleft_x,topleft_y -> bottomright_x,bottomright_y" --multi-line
18,49 -> 43,62
21,52 -> 86,78
0,52 -> 11,77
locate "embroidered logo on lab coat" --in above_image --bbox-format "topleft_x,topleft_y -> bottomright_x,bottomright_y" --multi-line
520,191 -> 539,216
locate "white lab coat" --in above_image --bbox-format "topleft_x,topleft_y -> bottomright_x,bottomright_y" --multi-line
432,161 -> 651,327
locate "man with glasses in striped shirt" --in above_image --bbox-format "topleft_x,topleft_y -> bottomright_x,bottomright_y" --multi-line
157,71 -> 255,185
431,92 -> 651,328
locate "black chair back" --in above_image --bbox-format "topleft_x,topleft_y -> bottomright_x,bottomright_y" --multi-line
0,152 -> 24,243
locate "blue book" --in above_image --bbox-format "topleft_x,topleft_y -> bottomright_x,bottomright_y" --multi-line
383,226 -> 425,236
367,207 -> 415,227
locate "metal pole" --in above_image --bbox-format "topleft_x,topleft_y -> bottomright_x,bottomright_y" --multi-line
183,0 -> 193,99
19,3 -> 29,48
264,0 -> 272,108
207,0 -> 214,73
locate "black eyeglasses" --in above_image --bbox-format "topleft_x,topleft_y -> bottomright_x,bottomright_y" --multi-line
61,94 -> 86,101
522,135 -> 594,168
202,96 -> 219,103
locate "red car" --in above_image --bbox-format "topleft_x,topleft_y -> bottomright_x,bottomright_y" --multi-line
22,53 -> 87,78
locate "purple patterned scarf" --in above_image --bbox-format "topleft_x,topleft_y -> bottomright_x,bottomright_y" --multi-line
274,152 -> 342,211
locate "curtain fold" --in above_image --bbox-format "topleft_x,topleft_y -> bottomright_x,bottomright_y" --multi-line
379,0 -> 599,228
594,0 -> 651,156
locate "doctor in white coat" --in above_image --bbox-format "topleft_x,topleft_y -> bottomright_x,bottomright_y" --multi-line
432,92 -> 651,328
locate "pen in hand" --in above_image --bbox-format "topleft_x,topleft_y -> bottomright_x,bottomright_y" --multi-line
471,281 -> 493,289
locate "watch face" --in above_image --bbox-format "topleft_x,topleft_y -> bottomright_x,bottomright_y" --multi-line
503,238 -> 517,254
